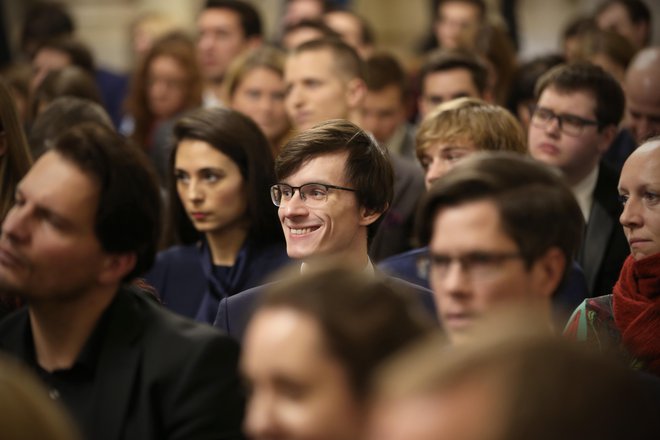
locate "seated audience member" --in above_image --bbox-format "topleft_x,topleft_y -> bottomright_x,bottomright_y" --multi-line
623,46 -> 660,145
417,48 -> 491,120
214,120 -> 435,340
361,52 -> 416,161
378,98 -> 593,317
0,354 -> 81,440
565,137 -> 660,376
145,107 -> 289,323
595,0 -> 652,52
561,16 -> 598,61
196,0 -> 263,108
283,38 -> 424,261
28,96 -> 114,159
0,79 -> 33,319
0,123 -> 244,439
122,33 -> 202,164
433,0 -> 486,51
224,46 -> 292,155
507,53 -> 565,133
323,8 -> 375,59
528,62 -> 629,297
368,325 -> 660,440
280,18 -> 339,50
29,66 -> 103,120
129,11 -> 180,65
242,264 -> 432,440
416,153 -> 584,343
30,37 -> 95,92
573,28 -> 636,84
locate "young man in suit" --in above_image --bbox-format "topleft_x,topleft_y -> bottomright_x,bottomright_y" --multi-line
0,123 -> 244,440
528,62 -> 629,296
213,119 -> 435,340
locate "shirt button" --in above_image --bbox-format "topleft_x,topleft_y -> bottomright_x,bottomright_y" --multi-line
49,388 -> 60,400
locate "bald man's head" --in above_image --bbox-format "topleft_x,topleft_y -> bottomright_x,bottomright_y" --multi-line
624,47 -> 660,144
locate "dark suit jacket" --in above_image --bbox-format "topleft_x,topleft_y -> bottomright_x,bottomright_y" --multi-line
213,274 -> 437,341
0,286 -> 244,440
579,163 -> 629,296
369,154 -> 425,261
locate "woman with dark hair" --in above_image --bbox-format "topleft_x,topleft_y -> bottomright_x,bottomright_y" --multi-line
242,264 -> 432,440
0,78 -> 32,318
145,107 -> 289,323
122,32 -> 202,153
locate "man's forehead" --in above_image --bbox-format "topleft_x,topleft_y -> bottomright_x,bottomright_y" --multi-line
287,49 -> 339,75
198,8 -> 241,28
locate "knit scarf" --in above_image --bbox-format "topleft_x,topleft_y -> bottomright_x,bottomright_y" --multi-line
612,253 -> 660,375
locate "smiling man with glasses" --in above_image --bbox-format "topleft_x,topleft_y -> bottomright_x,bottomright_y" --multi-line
416,153 -> 584,343
528,62 -> 629,298
214,119 -> 436,340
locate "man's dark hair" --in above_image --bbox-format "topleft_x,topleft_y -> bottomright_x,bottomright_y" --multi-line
418,48 -> 489,96
325,8 -> 376,46
535,61 -> 625,129
261,264 -> 431,398
365,52 -> 407,101
508,53 -> 565,115
203,0 -> 262,39
276,119 -> 393,238
292,38 -> 365,81
33,38 -> 95,74
595,0 -> 652,44
417,153 -> 584,291
20,1 -> 75,57
51,123 -> 161,281
29,97 -> 113,158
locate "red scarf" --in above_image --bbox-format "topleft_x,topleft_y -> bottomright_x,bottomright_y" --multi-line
613,253 -> 660,375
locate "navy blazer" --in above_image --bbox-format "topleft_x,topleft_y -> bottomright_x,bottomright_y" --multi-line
378,247 -> 591,315
145,239 -> 290,323
213,273 -> 437,341
578,163 -> 629,296
0,286 -> 244,440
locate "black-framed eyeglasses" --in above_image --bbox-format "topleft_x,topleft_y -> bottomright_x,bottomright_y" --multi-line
529,105 -> 600,137
419,251 -> 523,280
270,183 -> 357,207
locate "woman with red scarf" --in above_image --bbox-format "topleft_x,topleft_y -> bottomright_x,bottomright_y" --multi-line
564,136 -> 660,376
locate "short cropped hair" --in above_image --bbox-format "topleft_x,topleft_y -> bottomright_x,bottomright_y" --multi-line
28,96 -> 113,158
203,0 -> 262,39
534,61 -> 625,129
417,153 -> 583,287
291,38 -> 365,81
416,97 -> 526,164
260,264 -> 432,398
276,119 -> 393,221
364,52 -> 407,99
435,0 -> 486,21
418,48 -> 489,96
51,123 -> 161,281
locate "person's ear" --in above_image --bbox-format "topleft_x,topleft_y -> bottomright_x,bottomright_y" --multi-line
345,78 -> 367,110
98,253 -> 137,285
531,247 -> 566,299
359,204 -> 386,227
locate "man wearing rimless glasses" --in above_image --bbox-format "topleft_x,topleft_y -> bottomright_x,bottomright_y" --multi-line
528,62 -> 629,298
213,119 -> 435,340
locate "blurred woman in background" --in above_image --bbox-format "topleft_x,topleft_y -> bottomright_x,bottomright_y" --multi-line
224,46 -> 292,156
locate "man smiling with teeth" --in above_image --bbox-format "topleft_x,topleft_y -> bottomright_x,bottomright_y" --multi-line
213,119 -> 436,340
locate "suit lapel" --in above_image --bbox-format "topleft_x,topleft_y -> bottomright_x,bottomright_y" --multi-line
91,287 -> 144,440
579,164 -> 620,294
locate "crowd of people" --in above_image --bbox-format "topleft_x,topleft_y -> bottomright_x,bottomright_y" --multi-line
0,0 -> 659,439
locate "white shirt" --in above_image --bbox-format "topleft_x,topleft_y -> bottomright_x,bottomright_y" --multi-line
571,166 -> 599,223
